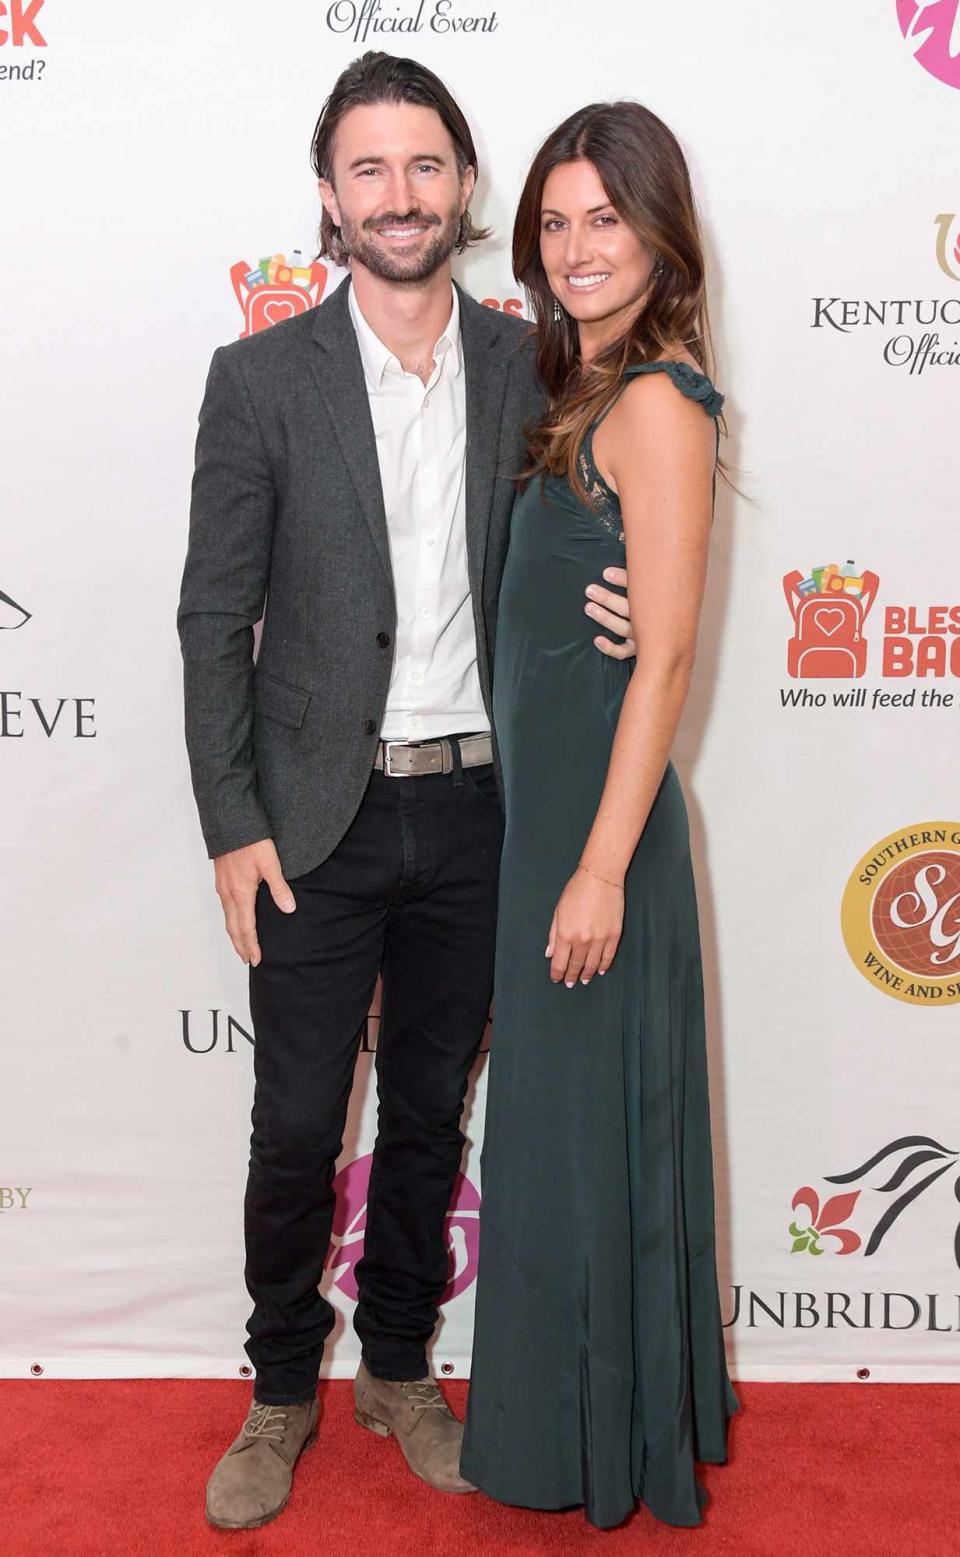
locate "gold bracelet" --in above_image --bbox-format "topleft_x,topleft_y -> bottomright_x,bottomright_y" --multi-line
578,860 -> 625,890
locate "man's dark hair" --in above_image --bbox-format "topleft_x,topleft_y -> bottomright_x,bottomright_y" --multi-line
309,51 -> 490,265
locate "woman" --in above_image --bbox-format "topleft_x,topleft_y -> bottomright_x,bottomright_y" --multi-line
460,102 -> 739,1530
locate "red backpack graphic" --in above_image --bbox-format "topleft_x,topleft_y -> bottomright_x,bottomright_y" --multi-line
783,570 -> 879,679
230,254 -> 328,338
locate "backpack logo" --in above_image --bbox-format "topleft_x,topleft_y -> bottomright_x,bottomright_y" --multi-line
230,251 -> 329,338
783,561 -> 880,678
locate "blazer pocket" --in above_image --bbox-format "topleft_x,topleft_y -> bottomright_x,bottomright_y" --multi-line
254,669 -> 312,729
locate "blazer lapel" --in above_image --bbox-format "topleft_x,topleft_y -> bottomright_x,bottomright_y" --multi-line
458,284 -> 511,601
308,278 -> 394,587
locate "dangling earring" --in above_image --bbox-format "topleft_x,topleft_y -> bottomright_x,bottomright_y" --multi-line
553,298 -> 563,323
652,254 -> 665,282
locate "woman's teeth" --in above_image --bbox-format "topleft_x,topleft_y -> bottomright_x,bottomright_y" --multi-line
566,273 -> 611,289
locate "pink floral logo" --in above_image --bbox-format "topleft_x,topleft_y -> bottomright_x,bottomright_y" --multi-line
897,2 -> 960,89
325,1153 -> 481,1302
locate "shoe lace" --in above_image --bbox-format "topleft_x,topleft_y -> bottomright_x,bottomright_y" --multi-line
401,1381 -> 448,1415
243,1403 -> 289,1441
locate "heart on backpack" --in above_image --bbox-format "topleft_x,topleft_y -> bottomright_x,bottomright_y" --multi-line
811,608 -> 846,638
262,298 -> 300,328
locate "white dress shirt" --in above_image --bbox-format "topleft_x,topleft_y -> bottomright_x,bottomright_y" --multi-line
348,282 -> 489,743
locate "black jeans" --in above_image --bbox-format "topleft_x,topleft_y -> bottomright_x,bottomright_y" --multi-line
244,750 -> 503,1404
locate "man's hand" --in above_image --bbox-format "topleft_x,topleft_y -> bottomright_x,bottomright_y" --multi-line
584,566 -> 635,659
214,839 -> 296,967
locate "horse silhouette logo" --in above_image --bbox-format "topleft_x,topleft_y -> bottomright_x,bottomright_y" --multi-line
791,1134 -> 960,1265
0,588 -> 30,631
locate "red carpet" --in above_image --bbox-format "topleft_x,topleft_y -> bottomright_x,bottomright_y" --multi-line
5,1380 -> 954,1557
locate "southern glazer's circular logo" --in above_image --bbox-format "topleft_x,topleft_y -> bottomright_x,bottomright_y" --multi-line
842,823 -> 960,1004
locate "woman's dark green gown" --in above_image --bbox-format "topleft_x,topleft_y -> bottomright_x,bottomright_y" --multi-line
460,361 -> 739,1530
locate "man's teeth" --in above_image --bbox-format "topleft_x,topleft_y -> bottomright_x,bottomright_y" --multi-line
380,226 -> 427,237
567,273 -> 611,287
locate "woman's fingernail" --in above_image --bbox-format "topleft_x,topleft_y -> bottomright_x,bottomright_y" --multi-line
565,980 -> 575,988
598,970 -> 606,976
581,977 -> 589,984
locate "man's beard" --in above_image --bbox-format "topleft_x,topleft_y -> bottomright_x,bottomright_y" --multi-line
340,203 -> 461,284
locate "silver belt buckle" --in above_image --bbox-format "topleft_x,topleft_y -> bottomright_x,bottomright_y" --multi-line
383,740 -> 413,778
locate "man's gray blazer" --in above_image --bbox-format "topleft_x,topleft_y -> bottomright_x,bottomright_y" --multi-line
177,276 -> 542,880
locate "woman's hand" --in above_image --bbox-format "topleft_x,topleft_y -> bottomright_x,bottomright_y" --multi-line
584,566 -> 635,660
546,867 -> 624,987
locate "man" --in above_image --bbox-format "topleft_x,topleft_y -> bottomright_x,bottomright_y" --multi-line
178,50 -> 634,1531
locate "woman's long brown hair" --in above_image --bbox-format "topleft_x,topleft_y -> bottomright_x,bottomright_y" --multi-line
513,101 -> 721,496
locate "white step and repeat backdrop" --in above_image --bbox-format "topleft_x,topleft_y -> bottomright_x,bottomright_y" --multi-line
3,1 -> 959,1382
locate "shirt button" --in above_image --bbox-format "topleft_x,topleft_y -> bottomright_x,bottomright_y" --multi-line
419,607 -> 431,619
364,718 -> 377,736
425,537 -> 435,548
411,670 -> 423,683
376,631 -> 391,648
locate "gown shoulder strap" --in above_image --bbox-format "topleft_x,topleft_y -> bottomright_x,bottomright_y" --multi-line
621,359 -> 725,418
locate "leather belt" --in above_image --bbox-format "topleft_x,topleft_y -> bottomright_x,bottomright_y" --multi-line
374,732 -> 493,778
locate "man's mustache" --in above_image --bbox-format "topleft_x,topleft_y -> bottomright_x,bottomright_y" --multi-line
363,210 -> 442,232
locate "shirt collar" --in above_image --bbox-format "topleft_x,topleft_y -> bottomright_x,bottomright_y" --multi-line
348,280 -> 462,391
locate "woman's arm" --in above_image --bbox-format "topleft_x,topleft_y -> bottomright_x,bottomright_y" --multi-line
546,372 -> 715,987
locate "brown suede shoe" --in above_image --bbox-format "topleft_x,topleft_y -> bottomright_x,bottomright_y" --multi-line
353,1362 -> 475,1494
205,1396 -> 319,1530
